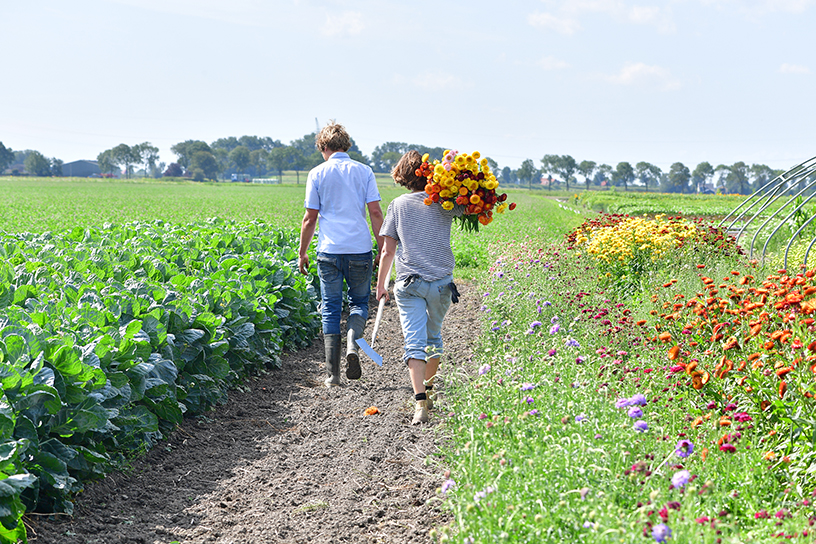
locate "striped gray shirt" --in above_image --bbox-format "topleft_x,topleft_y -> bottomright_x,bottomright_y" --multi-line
380,192 -> 463,282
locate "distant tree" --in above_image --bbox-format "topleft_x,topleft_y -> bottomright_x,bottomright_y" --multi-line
50,157 -> 64,177
24,151 -> 52,176
267,146 -> 306,183
518,159 -> 538,188
541,154 -> 577,191
266,147 -> 288,180
230,146 -> 251,173
663,162 -> 691,193
717,162 -> 750,195
595,164 -> 612,187
691,161 -> 714,193
164,162 -> 183,177
110,143 -> 140,178
635,161 -> 662,191
189,151 -> 219,181
380,151 -> 402,173
171,140 -> 212,170
249,149 -> 268,176
577,160 -> 597,191
371,142 -> 408,172
0,142 -> 13,173
290,133 -> 318,157
134,142 -> 160,178
750,163 -> 779,192
97,150 -> 116,176
500,166 -> 517,184
612,162 -> 635,190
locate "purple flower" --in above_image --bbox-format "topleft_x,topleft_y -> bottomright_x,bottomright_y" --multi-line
529,320 -> 542,329
520,383 -> 536,391
565,338 -> 580,348
671,469 -> 690,488
634,420 -> 649,433
615,398 -> 631,409
627,406 -> 643,419
528,409 -> 540,416
441,479 -> 456,494
550,316 -> 559,324
547,348 -> 557,356
524,396 -> 534,405
675,439 -> 694,458
575,414 -> 586,422
549,324 -> 560,335
629,393 -> 647,406
576,355 -> 586,364
478,364 -> 491,375
652,523 -> 671,543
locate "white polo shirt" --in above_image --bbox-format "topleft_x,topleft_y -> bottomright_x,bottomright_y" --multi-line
304,152 -> 381,254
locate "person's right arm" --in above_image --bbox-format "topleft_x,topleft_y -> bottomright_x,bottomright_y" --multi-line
298,208 -> 318,275
376,236 -> 397,302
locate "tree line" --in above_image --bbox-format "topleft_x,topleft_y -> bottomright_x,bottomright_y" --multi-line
0,137 -> 796,194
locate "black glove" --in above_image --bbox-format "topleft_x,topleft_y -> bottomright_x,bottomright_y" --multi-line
449,282 -> 460,303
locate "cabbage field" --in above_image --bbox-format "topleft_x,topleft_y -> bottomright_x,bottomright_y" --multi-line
0,212 -> 321,541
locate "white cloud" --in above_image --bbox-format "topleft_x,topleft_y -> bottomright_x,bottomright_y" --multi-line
700,0 -> 814,15
321,11 -> 365,37
607,62 -> 681,90
779,63 -> 811,74
527,12 -> 581,34
538,55 -> 570,70
530,2 -> 675,34
391,73 -> 465,92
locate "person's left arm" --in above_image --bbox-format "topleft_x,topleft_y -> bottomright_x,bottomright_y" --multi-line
367,200 -> 385,260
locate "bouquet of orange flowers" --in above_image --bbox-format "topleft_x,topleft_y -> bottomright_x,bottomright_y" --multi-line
417,150 -> 516,232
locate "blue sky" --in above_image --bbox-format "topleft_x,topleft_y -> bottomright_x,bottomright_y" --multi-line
2,0 -> 814,172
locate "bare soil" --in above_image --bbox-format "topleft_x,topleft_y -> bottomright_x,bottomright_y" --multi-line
27,282 -> 481,544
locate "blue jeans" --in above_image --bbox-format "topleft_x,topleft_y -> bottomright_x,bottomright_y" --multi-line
316,252 -> 372,335
393,275 -> 453,363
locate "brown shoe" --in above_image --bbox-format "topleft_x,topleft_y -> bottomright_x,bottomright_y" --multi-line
411,400 -> 429,425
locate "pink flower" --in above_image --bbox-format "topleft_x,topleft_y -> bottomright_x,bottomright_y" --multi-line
719,443 -> 737,453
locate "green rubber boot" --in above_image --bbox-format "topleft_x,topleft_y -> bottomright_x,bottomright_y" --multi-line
324,334 -> 342,387
345,314 -> 365,380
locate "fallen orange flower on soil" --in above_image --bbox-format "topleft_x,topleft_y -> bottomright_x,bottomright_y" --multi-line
364,406 -> 380,416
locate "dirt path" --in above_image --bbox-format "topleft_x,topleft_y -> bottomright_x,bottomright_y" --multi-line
27,282 -> 482,544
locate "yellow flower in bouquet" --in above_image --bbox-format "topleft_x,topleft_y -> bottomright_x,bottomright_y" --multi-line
417,150 -> 516,232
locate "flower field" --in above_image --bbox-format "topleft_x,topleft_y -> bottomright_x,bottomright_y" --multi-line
2,176 -> 814,543
439,205 -> 816,543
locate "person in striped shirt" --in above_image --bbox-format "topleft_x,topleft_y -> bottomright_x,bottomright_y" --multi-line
376,150 -> 462,425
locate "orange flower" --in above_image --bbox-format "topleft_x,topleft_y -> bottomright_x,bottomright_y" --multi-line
658,332 -> 672,343
764,451 -> 776,461
364,406 -> 380,416
668,345 -> 680,361
779,381 -> 787,398
701,447 -> 709,461
775,367 -> 793,378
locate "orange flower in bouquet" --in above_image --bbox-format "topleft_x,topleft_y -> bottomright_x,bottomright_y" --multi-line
416,150 -> 515,232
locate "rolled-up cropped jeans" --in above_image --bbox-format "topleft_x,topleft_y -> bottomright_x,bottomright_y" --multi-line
316,252 -> 372,335
393,274 -> 453,363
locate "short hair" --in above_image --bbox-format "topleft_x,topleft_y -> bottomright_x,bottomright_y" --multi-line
315,121 -> 352,152
391,150 -> 427,192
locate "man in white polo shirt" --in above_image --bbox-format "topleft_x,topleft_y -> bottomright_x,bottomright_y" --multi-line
298,121 -> 384,387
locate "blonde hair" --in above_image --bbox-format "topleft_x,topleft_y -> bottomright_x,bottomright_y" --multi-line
315,120 -> 352,152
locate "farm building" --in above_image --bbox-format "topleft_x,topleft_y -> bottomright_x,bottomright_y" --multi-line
62,160 -> 102,177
